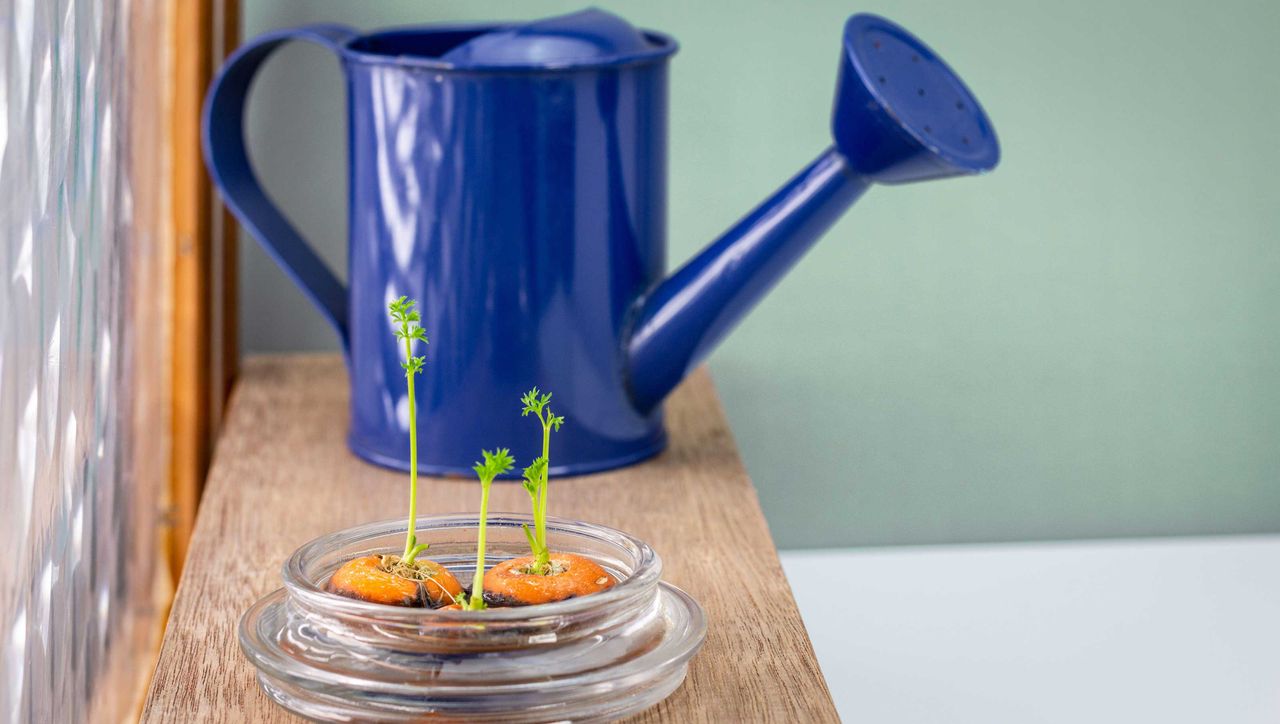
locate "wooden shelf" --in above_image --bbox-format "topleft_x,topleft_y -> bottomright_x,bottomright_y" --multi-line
141,354 -> 837,722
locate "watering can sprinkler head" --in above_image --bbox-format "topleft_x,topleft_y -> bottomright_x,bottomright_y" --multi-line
624,13 -> 1000,412
831,14 -> 1000,183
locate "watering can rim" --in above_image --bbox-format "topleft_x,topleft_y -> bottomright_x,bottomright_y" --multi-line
332,21 -> 679,74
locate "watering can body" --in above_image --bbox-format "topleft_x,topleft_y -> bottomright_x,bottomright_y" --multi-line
344,31 -> 672,474
204,12 -> 999,475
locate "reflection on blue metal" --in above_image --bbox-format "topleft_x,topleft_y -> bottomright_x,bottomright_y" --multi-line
203,10 -> 999,476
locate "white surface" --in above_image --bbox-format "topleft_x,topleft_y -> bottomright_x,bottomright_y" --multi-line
780,536 -> 1280,723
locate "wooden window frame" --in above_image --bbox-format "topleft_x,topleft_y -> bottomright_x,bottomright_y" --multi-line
169,0 -> 240,576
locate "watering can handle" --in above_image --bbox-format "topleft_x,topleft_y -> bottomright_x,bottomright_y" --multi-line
202,25 -> 357,349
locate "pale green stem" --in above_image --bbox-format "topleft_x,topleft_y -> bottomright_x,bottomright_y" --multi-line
534,417 -> 551,569
402,336 -> 420,563
469,477 -> 492,609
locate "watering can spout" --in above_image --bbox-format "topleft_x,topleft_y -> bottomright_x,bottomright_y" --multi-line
624,13 -> 1000,412
625,149 -> 868,412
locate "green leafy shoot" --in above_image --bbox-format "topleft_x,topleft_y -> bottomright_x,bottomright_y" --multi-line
390,296 -> 430,565
519,387 -> 564,574
455,448 -> 516,610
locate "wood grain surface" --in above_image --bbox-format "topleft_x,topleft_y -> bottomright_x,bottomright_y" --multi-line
141,354 -> 838,723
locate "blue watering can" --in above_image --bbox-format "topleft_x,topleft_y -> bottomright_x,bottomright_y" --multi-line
204,10 -> 999,476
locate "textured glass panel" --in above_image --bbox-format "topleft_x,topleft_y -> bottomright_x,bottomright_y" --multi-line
0,0 -> 168,722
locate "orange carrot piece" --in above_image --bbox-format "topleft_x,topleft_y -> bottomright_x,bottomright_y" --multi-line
482,552 -> 614,606
328,555 -> 462,608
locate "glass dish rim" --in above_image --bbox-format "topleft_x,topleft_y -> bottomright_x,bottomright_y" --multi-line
281,512 -> 663,622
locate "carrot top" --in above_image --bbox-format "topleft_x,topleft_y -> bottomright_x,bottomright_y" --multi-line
389,296 -> 429,565
519,388 -> 563,575
454,448 -> 515,610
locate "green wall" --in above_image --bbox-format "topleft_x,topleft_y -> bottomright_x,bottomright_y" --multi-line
239,1 -> 1280,548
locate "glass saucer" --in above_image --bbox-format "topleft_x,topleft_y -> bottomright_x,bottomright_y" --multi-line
238,515 -> 707,722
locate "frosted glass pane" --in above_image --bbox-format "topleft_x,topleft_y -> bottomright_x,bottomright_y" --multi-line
0,0 -> 169,721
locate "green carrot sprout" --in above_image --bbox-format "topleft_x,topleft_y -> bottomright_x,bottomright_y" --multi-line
456,448 -> 516,610
519,388 -> 564,575
389,296 -> 429,565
